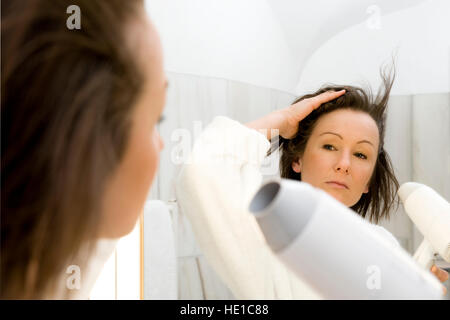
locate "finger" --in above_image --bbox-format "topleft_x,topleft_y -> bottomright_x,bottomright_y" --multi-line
431,265 -> 449,283
312,89 -> 346,108
438,268 -> 449,282
288,89 -> 346,123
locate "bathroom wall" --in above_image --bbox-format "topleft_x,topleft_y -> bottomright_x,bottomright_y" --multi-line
379,93 -> 450,252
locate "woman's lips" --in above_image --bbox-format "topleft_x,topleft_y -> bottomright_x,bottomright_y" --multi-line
326,181 -> 348,189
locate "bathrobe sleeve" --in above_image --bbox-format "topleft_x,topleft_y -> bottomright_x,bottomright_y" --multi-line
175,116 -> 321,299
369,224 -> 402,248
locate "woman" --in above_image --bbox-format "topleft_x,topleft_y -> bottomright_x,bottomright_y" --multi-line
1,0 -> 166,298
2,1 -> 446,300
176,72 -> 448,298
249,71 -> 397,225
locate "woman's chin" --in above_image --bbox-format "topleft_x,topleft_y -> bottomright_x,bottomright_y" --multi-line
323,187 -> 348,205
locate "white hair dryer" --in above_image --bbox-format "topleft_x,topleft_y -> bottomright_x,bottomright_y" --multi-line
249,178 -> 444,299
398,182 -> 450,271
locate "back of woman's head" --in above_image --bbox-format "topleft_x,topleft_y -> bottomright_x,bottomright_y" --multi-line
278,68 -> 400,224
1,0 -> 143,298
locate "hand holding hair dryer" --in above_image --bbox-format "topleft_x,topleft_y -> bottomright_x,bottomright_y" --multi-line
249,179 -> 444,299
398,182 -> 450,271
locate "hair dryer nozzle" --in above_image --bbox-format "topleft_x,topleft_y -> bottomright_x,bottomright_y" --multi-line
249,179 -> 318,252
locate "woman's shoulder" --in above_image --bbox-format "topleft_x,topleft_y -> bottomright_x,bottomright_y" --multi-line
368,223 -> 401,248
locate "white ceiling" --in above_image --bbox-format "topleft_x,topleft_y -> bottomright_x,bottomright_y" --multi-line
145,0 -> 448,94
266,0 -> 426,89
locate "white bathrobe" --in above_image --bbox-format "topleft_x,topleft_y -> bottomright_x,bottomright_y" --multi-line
175,116 -> 400,299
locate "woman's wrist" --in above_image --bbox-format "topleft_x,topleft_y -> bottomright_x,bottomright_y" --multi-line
245,109 -> 287,141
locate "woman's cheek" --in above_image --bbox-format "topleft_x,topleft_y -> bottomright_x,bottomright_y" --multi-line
351,164 -> 373,199
118,130 -> 160,236
149,131 -> 161,183
302,150 -> 329,187
141,129 -> 160,191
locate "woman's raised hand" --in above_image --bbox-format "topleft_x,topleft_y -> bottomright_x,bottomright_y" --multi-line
278,89 -> 346,139
245,89 -> 346,140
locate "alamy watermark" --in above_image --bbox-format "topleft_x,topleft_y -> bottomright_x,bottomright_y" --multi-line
366,265 -> 381,290
366,5 -> 382,30
66,5 -> 81,30
66,265 -> 81,290
169,121 -> 280,176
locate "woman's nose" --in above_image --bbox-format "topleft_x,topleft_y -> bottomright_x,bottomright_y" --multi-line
334,152 -> 351,173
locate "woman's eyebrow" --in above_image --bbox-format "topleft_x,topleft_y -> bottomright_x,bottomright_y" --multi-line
319,131 -> 374,147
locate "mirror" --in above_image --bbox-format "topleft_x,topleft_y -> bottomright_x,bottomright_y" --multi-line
142,0 -> 450,299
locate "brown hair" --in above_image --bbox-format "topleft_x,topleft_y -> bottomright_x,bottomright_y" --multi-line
275,68 -> 400,224
1,0 -> 144,298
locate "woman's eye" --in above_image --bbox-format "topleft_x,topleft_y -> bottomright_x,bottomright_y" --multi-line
355,152 -> 367,160
157,115 -> 165,124
323,144 -> 367,160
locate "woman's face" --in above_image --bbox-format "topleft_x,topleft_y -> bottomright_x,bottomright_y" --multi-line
292,109 -> 380,207
100,13 -> 166,238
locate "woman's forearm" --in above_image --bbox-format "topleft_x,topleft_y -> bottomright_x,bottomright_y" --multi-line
245,110 -> 286,141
